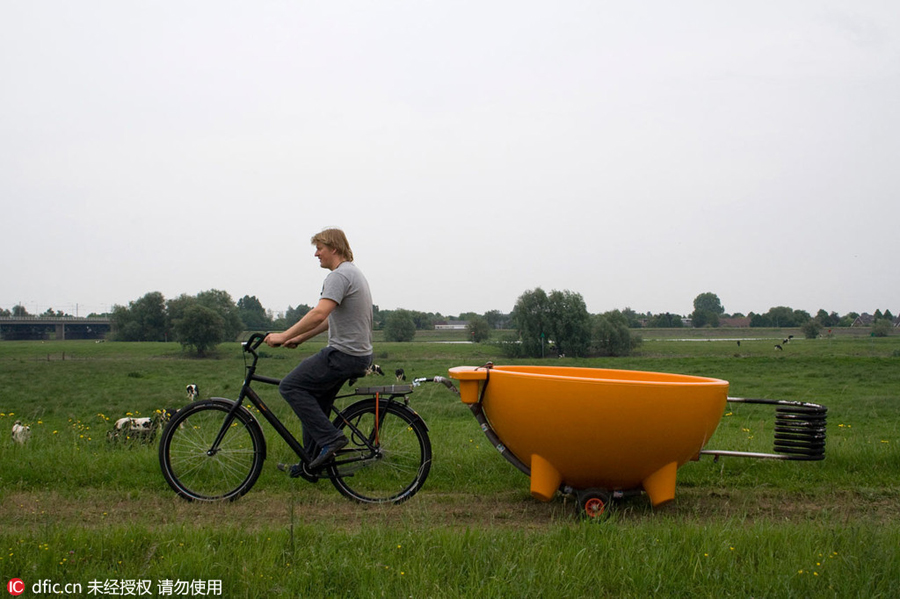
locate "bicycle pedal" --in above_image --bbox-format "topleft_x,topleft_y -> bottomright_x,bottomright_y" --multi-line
277,462 -> 320,483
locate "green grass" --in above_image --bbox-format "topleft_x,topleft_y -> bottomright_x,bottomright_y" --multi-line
1,330 -> 898,597
3,518 -> 897,597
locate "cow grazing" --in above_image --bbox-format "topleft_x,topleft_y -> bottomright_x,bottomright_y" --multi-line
395,368 -> 406,382
108,409 -> 174,443
11,420 -> 31,444
774,344 -> 783,351
186,384 -> 200,401
348,363 -> 386,387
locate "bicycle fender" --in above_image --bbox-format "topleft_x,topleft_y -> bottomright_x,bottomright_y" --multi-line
394,402 -> 429,432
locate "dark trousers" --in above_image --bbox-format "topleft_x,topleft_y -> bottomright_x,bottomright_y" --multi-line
279,347 -> 372,453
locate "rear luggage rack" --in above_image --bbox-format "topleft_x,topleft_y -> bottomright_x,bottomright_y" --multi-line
353,384 -> 413,395
701,397 -> 828,461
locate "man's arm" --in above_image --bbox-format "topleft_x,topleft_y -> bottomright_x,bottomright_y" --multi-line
283,319 -> 328,348
265,298 -> 337,348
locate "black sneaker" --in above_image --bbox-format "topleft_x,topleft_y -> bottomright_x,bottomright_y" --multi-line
276,462 -> 319,483
308,436 -> 349,470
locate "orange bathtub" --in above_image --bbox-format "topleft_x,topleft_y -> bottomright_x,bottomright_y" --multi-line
449,365 -> 729,507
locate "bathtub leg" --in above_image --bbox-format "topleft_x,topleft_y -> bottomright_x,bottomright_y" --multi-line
642,461 -> 678,507
529,454 -> 562,502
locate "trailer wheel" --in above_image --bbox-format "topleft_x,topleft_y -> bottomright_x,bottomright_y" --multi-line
579,491 -> 610,518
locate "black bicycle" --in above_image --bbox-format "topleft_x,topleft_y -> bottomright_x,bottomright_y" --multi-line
159,332 -> 435,504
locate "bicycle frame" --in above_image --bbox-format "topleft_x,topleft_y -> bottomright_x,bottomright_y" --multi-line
159,331 -> 436,504
212,332 -> 412,471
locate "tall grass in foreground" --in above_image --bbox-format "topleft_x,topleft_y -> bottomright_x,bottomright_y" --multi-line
2,518 -> 897,597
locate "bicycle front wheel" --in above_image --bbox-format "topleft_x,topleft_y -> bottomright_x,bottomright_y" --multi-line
329,399 -> 432,504
159,399 -> 265,502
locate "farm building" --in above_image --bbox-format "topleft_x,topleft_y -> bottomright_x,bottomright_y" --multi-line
851,313 -> 900,327
852,313 -> 875,327
434,321 -> 469,330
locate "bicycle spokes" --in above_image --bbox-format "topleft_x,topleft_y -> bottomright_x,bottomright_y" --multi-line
328,398 -> 431,504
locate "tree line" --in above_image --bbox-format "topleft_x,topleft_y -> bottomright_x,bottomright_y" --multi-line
684,291 -> 896,329
98,291 -> 515,353
503,289 -> 897,358
5,289 -> 894,356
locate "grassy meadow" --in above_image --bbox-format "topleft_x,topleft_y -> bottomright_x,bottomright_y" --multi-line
1,329 -> 898,597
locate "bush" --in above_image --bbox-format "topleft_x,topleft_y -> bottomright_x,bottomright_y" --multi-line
467,316 -> 491,343
495,333 -> 525,358
174,305 -> 225,355
691,310 -> 719,328
872,319 -> 894,338
384,310 -> 416,342
801,319 -> 823,339
591,310 -> 641,356
510,288 -> 591,357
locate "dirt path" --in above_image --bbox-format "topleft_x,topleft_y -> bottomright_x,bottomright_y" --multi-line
3,487 -> 897,533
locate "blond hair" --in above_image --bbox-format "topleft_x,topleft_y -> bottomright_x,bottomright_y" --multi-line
310,228 -> 354,262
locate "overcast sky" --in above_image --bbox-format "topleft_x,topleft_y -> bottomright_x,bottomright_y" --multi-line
2,1 -> 898,320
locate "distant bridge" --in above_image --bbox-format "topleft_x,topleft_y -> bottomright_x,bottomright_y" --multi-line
0,316 -> 111,340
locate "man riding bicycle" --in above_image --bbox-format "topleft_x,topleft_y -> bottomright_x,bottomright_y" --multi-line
265,228 -> 373,477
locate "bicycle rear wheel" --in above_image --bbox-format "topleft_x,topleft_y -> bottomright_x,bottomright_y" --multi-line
328,399 -> 431,504
159,399 -> 265,501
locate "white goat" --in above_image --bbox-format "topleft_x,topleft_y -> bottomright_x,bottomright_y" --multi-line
11,420 -> 31,444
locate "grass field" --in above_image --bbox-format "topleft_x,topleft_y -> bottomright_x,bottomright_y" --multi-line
1,329 -> 898,597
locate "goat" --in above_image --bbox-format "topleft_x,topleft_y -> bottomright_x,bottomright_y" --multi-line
11,420 -> 31,444
186,384 -> 200,401
107,409 -> 174,443
395,368 -> 406,382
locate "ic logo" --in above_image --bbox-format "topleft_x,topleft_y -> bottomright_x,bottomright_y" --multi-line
7,579 -> 25,596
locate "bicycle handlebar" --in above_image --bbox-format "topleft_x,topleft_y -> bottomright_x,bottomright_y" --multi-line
243,332 -> 269,354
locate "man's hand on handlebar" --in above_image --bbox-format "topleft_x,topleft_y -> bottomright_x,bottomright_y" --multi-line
264,332 -> 284,348
264,332 -> 301,349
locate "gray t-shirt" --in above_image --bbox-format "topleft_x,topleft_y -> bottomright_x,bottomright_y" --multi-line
320,261 -> 373,357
